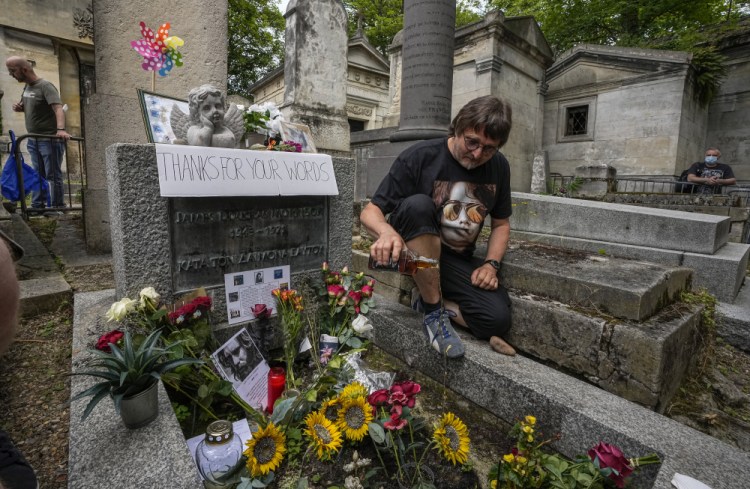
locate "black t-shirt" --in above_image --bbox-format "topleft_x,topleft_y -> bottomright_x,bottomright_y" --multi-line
371,138 -> 512,254
687,161 -> 735,194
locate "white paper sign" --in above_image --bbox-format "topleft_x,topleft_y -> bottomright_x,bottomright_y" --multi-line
211,329 -> 269,411
225,265 -> 290,325
155,143 -> 338,196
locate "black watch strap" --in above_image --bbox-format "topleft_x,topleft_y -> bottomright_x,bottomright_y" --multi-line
484,259 -> 501,271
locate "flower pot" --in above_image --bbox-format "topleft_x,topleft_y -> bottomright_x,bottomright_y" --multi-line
119,381 -> 159,429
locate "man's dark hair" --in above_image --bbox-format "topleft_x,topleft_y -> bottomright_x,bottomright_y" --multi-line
449,95 -> 512,147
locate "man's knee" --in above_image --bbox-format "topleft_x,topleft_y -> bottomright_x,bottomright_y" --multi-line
465,301 -> 511,340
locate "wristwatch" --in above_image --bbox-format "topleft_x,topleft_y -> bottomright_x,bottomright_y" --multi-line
484,259 -> 501,271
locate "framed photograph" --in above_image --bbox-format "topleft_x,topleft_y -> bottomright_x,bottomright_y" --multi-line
279,121 -> 317,153
137,89 -> 189,143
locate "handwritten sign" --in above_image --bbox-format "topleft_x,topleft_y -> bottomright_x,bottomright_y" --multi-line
155,143 -> 339,196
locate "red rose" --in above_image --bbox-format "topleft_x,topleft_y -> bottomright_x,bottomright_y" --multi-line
182,302 -> 198,317
391,381 -> 420,408
327,284 -> 345,298
383,412 -> 407,431
360,285 -> 374,298
95,330 -> 124,352
389,391 -> 408,406
588,442 -> 633,488
193,296 -> 212,311
367,389 -> 389,407
251,304 -> 272,319
347,290 -> 362,305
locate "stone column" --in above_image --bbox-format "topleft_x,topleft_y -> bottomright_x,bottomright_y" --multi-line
85,1 -> 227,253
282,0 -> 350,153
390,0 -> 455,142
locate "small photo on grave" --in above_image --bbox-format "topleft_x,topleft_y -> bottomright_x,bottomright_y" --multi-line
279,282 -> 289,291
229,309 -> 241,319
274,269 -> 283,280
228,292 -> 239,303
233,275 -> 244,286
255,271 -> 264,284
214,329 -> 264,385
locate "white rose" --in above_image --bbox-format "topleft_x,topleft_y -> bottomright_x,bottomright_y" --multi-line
139,287 -> 160,307
105,297 -> 137,322
351,314 -> 373,334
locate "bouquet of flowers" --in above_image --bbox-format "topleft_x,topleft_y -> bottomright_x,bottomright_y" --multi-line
368,379 -> 471,486
317,262 -> 375,339
239,101 -> 283,137
490,415 -> 660,489
272,288 -> 305,388
267,139 -> 302,152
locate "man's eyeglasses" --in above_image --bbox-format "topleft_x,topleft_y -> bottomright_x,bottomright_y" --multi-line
441,200 -> 488,224
463,135 -> 499,155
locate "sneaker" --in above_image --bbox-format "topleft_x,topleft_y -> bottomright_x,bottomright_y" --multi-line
0,430 -> 39,489
410,287 -> 424,313
423,308 -> 465,359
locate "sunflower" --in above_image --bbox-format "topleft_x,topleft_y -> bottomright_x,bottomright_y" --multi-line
339,381 -> 368,400
337,396 -> 373,441
303,410 -> 343,461
433,412 -> 470,465
320,397 -> 342,423
244,422 -> 287,477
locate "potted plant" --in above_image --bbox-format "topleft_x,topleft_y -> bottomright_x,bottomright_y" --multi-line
72,328 -> 202,429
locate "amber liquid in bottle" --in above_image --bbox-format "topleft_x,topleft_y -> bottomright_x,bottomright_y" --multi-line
368,249 -> 439,275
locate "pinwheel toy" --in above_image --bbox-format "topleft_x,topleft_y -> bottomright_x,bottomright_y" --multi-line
130,21 -> 184,90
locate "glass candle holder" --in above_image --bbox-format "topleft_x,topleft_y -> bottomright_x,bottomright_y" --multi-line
267,366 -> 286,414
194,420 -> 243,488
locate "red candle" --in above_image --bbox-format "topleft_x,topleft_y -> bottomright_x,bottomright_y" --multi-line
267,367 -> 286,414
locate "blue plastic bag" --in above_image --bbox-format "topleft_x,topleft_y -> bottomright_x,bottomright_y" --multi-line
1,130 -> 51,206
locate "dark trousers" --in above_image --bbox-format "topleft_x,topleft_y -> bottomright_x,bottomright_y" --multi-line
388,194 -> 512,339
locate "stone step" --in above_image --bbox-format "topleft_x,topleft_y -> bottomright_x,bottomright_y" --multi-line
18,275 -> 72,317
507,292 -> 702,411
510,192 -> 730,254
510,230 -> 750,302
499,243 -> 692,321
367,297 -> 750,489
717,280 -> 750,353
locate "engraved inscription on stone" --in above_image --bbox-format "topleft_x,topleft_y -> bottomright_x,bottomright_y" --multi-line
170,197 -> 328,291
399,0 -> 455,129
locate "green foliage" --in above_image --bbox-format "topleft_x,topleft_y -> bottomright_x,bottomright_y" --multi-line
227,0 -> 285,98
71,328 -> 203,420
342,0 -> 486,56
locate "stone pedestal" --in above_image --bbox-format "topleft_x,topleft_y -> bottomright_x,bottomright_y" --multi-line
282,0 -> 350,153
573,164 -> 616,198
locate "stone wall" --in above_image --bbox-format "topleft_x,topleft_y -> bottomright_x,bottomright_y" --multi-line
0,1 -> 94,178
544,45 -> 699,178
707,26 -> 750,181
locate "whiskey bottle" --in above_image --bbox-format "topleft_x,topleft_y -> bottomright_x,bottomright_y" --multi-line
367,249 -> 439,275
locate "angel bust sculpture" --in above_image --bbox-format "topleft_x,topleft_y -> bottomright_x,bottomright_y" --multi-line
170,85 -> 244,148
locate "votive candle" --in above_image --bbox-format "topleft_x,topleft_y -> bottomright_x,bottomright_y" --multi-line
267,367 -> 286,414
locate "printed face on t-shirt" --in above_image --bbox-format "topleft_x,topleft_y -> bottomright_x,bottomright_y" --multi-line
435,181 -> 493,253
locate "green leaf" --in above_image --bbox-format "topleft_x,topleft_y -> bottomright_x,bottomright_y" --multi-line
295,477 -> 309,489
198,384 -> 209,398
305,389 -> 318,402
345,337 -> 362,348
368,422 -> 386,443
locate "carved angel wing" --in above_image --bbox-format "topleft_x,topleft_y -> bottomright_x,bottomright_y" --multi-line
224,104 -> 246,148
169,104 -> 191,144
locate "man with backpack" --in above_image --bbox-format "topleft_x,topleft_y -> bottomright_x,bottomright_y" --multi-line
686,147 -> 736,194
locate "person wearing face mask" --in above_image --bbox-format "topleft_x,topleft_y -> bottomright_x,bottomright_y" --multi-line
686,148 -> 736,194
360,95 -> 515,359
